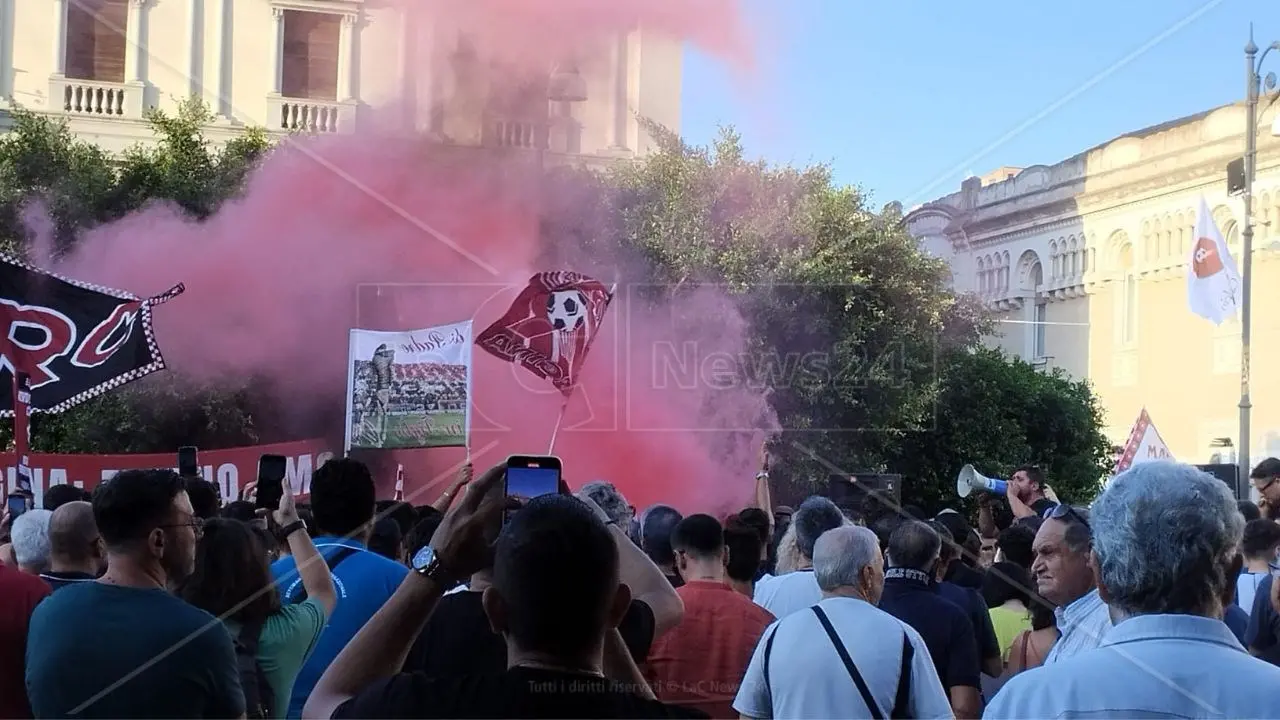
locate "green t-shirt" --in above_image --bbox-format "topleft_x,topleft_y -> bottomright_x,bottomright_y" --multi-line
226,598 -> 327,719
988,605 -> 1032,662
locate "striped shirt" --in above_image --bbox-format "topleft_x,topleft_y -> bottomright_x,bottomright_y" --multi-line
1043,588 -> 1112,664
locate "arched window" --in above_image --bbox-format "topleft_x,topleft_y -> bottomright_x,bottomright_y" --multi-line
1119,244 -> 1136,346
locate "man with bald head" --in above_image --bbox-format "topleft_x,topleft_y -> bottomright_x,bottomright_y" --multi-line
39,501 -> 104,591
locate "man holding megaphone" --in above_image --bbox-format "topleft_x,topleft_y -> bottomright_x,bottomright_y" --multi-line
957,464 -> 1058,519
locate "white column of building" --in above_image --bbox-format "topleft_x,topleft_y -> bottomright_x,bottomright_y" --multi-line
52,0 -> 68,75
124,0 -> 146,83
270,7 -> 285,94
0,0 -> 14,98
337,13 -> 357,101
186,0 -> 201,96
207,0 -> 228,116
609,30 -> 630,150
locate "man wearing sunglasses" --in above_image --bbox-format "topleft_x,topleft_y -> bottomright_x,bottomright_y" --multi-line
1249,457 -> 1280,521
1032,503 -> 1112,664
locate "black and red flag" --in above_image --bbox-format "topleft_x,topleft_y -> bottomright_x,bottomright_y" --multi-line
0,253 -> 183,415
475,271 -> 613,395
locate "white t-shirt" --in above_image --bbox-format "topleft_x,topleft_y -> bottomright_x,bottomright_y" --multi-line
1238,571 -> 1268,617
733,596 -> 952,719
753,570 -> 822,619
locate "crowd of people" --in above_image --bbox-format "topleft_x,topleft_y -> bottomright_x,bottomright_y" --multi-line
1,454 -> 1280,718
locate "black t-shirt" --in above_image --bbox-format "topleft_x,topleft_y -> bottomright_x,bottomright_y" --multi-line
332,667 -> 707,719
878,569 -> 982,690
404,591 -> 656,677
1030,498 -> 1057,517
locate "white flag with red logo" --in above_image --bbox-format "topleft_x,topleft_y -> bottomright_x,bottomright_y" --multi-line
1113,408 -> 1174,475
1187,196 -> 1241,325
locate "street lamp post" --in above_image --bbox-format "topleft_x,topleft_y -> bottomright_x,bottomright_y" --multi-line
1239,37 -> 1280,497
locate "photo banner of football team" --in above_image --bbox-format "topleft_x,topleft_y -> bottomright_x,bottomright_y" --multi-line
343,320 -> 473,452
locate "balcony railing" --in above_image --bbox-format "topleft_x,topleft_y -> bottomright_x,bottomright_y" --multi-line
49,77 -> 143,120
268,96 -> 357,134
485,117 -> 546,149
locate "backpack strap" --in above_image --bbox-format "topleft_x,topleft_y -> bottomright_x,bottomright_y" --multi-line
890,631 -> 914,719
761,623 -> 779,712
290,546 -> 359,604
811,605 -> 884,720
236,617 -> 272,719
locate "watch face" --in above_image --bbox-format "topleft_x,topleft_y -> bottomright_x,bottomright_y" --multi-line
411,545 -> 436,572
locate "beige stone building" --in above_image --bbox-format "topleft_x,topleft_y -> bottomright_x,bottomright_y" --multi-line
906,101 -> 1280,467
0,0 -> 680,160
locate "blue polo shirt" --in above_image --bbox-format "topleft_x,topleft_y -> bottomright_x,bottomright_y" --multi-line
877,567 -> 981,691
270,536 -> 409,718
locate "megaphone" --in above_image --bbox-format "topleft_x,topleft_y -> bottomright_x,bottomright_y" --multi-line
956,464 -> 1008,498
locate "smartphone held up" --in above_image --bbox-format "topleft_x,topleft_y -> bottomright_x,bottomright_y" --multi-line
255,454 -> 288,511
503,455 -> 562,524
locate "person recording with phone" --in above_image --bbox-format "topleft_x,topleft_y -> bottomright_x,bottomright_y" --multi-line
182,477 -> 337,718
305,462 -> 699,719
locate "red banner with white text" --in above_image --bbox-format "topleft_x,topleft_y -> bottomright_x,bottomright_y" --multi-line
2,439 -> 336,508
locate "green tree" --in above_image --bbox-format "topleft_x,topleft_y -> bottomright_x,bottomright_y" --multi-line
0,98 -> 269,453
887,346 -> 1113,514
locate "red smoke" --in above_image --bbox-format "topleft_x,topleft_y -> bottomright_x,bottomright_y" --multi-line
44,0 -> 770,515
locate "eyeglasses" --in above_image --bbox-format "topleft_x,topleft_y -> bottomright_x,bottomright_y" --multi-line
160,517 -> 204,535
1044,504 -> 1091,529
1253,476 -> 1277,493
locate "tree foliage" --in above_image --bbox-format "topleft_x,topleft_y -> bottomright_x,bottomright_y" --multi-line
2,111 -> 1110,513
0,98 -> 269,453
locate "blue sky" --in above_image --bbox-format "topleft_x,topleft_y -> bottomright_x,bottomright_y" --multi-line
680,0 -> 1278,208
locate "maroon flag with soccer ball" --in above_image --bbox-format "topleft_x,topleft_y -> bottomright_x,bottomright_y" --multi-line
476,272 -> 613,395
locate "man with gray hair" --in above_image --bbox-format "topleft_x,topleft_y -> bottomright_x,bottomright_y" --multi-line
578,481 -> 634,528
1032,502 -> 1112,663
734,526 -> 950,719
986,462 -> 1280,718
10,509 -> 53,575
753,495 -> 847,618
40,501 -> 105,591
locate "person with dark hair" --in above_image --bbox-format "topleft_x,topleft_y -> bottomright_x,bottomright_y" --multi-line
369,517 -> 404,561
640,504 -> 685,588
1238,499 -> 1262,522
39,501 -> 104,590
648,515 -> 774,717
878,520 -> 981,718
182,479 -> 336,719
871,514 -> 902,551
404,510 -> 444,564
1004,589 -> 1059,678
1007,465 -> 1055,520
185,478 -> 222,521
723,515 -> 766,597
1238,518 -> 1280,615
375,500 -> 417,541
401,471 -> 682,686
223,499 -> 259,523
753,496 -> 846,619
929,521 -> 1002,681
733,508 -> 772,580
270,457 -> 409,718
1250,456 -> 1280,520
996,523 -> 1036,571
26,469 -> 245,718
934,511 -> 985,590
42,483 -> 89,511
981,563 -> 1033,663
307,468 -> 699,719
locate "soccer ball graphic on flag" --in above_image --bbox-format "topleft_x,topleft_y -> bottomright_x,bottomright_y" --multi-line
546,290 -> 587,331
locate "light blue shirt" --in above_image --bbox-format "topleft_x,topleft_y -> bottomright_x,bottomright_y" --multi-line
1042,588 -> 1111,664
984,614 -> 1280,719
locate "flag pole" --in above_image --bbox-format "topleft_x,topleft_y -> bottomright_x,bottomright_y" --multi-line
12,372 -> 31,496
546,280 -> 618,455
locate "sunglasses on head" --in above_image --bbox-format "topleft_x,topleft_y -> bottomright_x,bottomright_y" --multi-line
1043,503 -> 1090,529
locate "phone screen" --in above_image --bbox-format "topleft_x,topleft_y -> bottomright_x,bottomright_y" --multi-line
256,454 -> 288,510
178,446 -> 199,477
7,494 -> 27,518
15,472 -> 31,496
504,456 -> 561,523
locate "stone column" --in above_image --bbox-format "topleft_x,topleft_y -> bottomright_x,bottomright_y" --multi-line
609,30 -> 630,150
52,0 -> 68,76
207,0 -> 228,115
124,0 -> 146,83
270,6 -> 284,95
186,0 -> 201,96
337,13 -> 357,101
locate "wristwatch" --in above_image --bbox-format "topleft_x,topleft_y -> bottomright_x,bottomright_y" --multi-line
410,545 -> 453,584
277,520 -> 307,540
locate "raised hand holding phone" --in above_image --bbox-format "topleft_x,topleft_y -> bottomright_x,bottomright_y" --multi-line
429,463 -> 509,581
256,478 -> 301,528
